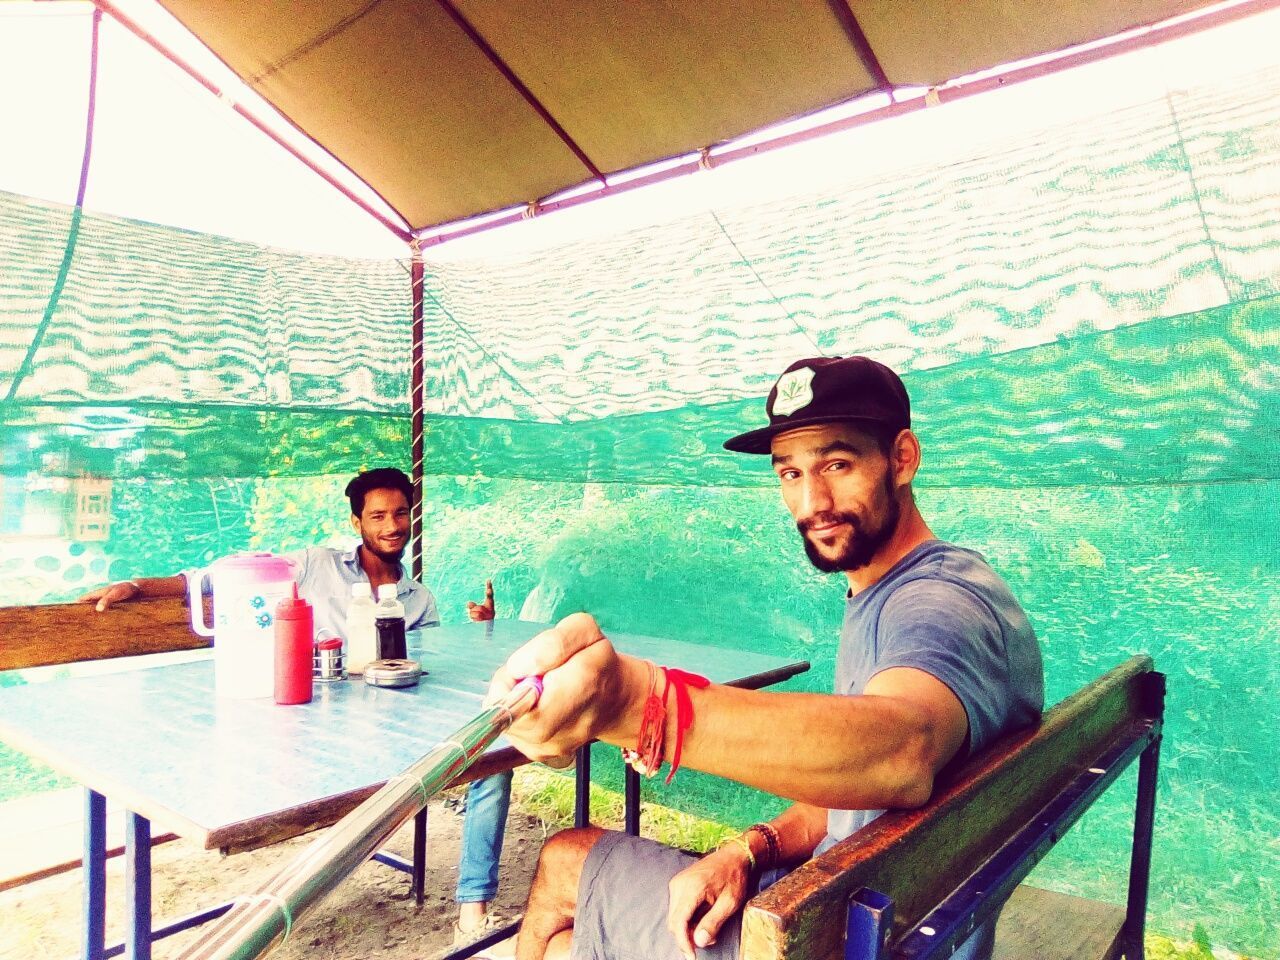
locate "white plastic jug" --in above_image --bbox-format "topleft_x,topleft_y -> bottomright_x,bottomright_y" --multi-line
188,553 -> 298,699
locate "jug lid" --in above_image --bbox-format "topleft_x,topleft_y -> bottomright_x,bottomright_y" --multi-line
210,552 -> 296,579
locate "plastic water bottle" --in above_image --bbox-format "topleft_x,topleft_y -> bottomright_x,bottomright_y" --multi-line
374,583 -> 407,661
273,584 -> 313,705
346,582 -> 379,673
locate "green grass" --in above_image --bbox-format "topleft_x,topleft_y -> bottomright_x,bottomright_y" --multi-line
511,765 -> 735,854
1147,924 -> 1261,960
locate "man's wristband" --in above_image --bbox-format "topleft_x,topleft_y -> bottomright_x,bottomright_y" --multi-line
123,580 -> 142,597
717,834 -> 756,870
744,822 -> 781,871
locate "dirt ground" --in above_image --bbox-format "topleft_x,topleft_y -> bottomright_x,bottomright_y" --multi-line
0,789 -> 551,960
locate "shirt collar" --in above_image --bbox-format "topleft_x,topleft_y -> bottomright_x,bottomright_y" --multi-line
345,543 -> 415,597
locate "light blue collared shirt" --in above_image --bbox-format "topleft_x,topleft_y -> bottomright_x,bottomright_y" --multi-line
285,545 -> 440,639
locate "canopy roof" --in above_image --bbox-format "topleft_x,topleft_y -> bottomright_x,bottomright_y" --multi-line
151,0 -> 1218,231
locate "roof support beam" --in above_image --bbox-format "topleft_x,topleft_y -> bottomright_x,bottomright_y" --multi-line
432,0 -> 607,184
826,0 -> 893,91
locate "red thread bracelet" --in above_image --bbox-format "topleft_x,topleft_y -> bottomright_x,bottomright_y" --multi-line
621,664 -> 710,783
624,661 -> 666,777
662,667 -> 709,785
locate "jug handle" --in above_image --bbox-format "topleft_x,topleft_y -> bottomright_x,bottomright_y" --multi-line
187,571 -> 215,637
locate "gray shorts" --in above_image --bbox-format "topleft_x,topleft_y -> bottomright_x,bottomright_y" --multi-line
570,832 -> 746,960
568,831 -> 998,960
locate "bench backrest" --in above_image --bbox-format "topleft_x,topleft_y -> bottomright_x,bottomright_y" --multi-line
0,597 -> 211,671
740,655 -> 1163,960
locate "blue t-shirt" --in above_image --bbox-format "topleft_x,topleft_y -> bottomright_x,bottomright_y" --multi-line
819,540 -> 1044,852
809,541 -> 1043,960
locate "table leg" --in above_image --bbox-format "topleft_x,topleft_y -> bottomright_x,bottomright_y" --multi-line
412,807 -> 428,906
83,789 -> 107,960
573,744 -> 591,828
624,766 -> 641,836
125,812 -> 151,960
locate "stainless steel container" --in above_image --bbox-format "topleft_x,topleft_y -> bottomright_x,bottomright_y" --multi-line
363,658 -> 422,688
313,636 -> 346,682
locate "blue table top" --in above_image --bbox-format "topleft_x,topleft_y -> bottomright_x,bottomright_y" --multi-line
0,621 -> 806,850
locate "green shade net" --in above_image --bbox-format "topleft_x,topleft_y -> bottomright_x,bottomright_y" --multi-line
416,67 -> 1280,957
1,58 -> 1278,958
0,191 -> 415,808
0,189 -> 412,586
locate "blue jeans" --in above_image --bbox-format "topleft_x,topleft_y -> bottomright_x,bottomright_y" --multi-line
456,771 -> 513,903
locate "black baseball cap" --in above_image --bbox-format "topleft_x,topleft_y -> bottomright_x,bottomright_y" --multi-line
723,355 -> 911,454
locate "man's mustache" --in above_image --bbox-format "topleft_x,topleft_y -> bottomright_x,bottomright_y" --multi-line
796,511 -> 860,536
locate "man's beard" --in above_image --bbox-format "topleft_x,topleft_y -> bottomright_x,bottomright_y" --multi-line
797,479 -> 900,574
362,535 -> 406,564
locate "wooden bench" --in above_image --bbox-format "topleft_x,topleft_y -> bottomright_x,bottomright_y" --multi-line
0,596 -> 212,672
741,655 -> 1164,960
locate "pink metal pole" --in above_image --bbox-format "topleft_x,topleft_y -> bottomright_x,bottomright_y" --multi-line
409,253 -> 425,582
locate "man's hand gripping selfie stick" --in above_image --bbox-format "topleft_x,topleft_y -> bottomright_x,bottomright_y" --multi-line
174,676 -> 545,960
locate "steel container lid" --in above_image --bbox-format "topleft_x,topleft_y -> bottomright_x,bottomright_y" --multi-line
363,658 -> 422,688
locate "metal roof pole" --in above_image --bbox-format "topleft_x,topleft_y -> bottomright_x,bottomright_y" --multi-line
432,0 -> 607,183
410,247 -> 425,582
826,0 -> 893,90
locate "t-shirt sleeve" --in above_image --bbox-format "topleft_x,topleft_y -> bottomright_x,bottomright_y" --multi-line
874,579 -> 1011,759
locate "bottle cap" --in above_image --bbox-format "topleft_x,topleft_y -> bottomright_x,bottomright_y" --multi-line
351,581 -> 373,598
275,582 -> 311,616
377,584 -> 398,601
315,636 -> 343,651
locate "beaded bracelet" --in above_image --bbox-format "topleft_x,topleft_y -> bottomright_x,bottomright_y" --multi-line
744,822 -> 781,871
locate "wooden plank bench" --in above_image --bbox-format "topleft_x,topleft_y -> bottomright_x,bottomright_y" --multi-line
740,655 -> 1164,960
0,596 -> 213,672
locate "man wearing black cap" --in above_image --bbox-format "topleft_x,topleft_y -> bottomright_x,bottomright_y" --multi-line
489,356 -> 1044,960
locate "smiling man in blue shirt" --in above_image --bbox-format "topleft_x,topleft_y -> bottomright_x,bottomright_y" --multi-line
79,466 -> 514,948
284,468 -> 442,636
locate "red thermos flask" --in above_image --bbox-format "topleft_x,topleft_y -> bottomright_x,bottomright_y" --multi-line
274,584 -> 314,705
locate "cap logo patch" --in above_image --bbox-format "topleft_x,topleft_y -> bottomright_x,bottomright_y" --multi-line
771,367 -> 815,417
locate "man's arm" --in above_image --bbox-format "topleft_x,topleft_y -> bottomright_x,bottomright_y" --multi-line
665,802 -> 828,959
490,614 -> 969,811
77,575 -> 187,612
